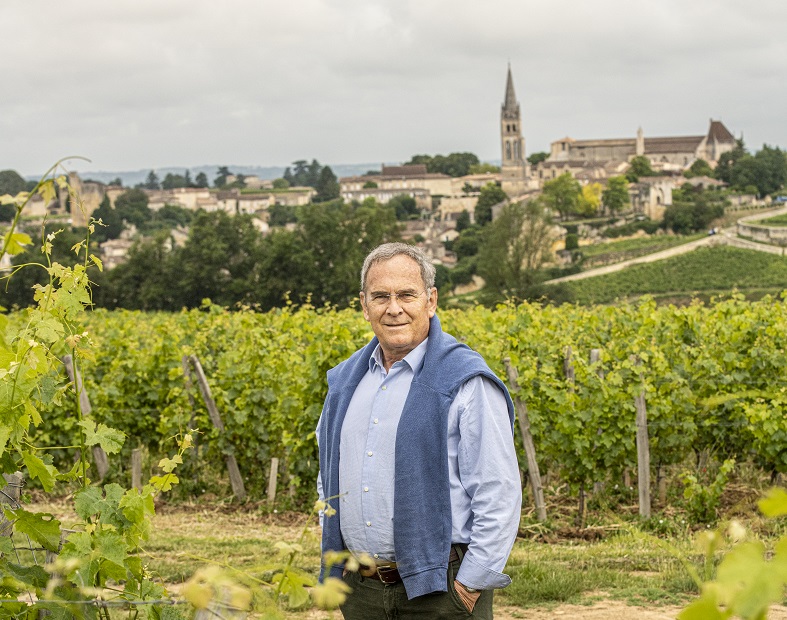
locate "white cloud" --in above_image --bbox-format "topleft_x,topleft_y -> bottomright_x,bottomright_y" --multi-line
1,0 -> 785,174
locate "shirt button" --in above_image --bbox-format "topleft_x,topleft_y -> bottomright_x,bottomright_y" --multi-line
366,521 -> 372,527
364,487 -> 369,492
374,554 -> 379,559
367,451 -> 373,456
374,418 -> 379,424
381,386 -> 387,391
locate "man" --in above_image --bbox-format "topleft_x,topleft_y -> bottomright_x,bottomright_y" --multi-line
317,242 -> 521,619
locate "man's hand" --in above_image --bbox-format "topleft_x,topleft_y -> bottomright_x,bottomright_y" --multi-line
454,580 -> 481,612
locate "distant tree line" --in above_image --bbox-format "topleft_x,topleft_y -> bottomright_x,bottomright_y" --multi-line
0,200 -> 400,312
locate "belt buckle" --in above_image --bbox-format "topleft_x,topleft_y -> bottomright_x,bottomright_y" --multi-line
376,565 -> 399,584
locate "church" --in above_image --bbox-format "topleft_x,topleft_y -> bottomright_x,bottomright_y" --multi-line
500,67 -> 737,191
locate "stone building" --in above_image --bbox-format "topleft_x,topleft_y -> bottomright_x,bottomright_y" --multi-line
500,65 -> 532,196
546,120 -> 736,169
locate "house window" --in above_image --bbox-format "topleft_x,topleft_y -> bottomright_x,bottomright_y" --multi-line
506,142 -> 512,160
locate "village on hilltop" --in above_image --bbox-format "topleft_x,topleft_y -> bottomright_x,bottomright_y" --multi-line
9,67 -> 767,274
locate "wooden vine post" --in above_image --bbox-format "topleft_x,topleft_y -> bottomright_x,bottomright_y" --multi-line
188,355 -> 247,501
590,349 -> 606,495
630,355 -> 652,519
62,355 -> 109,480
503,357 -> 546,522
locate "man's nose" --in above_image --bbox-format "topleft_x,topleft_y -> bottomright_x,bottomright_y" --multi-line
386,297 -> 404,313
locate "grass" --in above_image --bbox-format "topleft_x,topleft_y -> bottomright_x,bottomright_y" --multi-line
579,234 -> 703,260
559,246 -> 787,305
754,213 -> 787,227
21,473 -> 787,619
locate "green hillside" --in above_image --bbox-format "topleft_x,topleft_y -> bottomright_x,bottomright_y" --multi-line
556,246 -> 787,304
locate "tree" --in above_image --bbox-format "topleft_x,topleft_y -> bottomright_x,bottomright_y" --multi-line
283,167 -> 295,185
715,139 -> 747,185
314,166 -> 340,202
542,172 -> 581,219
468,163 -> 500,174
527,152 -> 549,166
456,210 -> 471,231
0,170 -> 28,196
684,159 -> 713,179
306,159 -> 322,187
161,173 -> 188,189
108,177 -> 123,187
96,232 -> 179,311
577,182 -> 602,217
363,180 -> 378,189
716,143 -> 786,197
477,197 -> 556,301
268,204 -> 297,227
404,152 -> 481,177
750,145 -> 787,196
214,166 -> 232,188
155,204 -> 193,228
114,188 -> 152,227
174,210 -> 262,307
299,200 -> 400,305
143,170 -> 160,190
663,186 -> 725,234
474,183 -> 508,225
626,155 -> 655,182
91,194 -> 124,242
388,195 -> 419,220
452,227 -> 480,260
601,176 -> 630,213
194,172 -> 209,188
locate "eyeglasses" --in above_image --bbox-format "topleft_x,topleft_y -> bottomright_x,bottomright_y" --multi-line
365,289 -> 430,307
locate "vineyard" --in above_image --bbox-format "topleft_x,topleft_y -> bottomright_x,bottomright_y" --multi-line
21,294 -> 787,516
3,176 -> 787,618
559,246 -> 787,304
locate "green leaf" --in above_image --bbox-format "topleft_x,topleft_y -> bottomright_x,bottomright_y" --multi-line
77,418 -> 125,454
90,254 -> 103,271
759,487 -> 787,518
22,451 -> 57,492
3,231 -> 32,255
74,486 -> 104,521
5,507 -> 61,552
676,589 -> 726,620
312,577 -> 351,609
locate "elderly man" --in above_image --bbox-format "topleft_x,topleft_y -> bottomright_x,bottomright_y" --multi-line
317,242 -> 521,619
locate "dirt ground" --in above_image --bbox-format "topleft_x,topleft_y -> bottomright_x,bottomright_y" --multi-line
288,601 -> 787,619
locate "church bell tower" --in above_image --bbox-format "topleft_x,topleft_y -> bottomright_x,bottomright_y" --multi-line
500,65 -> 528,196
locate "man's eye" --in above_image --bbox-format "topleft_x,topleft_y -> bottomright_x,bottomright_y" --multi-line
398,294 -> 417,302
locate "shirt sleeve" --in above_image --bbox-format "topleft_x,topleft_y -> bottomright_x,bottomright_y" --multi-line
453,376 -> 521,590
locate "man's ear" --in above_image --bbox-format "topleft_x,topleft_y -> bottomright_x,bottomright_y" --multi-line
360,292 -> 371,322
427,287 -> 438,318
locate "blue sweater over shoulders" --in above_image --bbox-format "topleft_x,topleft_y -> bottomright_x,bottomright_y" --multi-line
318,315 -> 515,599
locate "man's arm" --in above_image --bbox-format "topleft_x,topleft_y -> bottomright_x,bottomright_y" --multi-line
451,375 -> 521,591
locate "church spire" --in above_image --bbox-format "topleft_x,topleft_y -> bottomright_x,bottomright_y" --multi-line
502,64 -> 520,119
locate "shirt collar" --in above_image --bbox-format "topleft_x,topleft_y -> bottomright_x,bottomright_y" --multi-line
369,337 -> 429,374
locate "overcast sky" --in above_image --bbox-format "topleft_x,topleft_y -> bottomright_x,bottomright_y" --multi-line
2,0 -> 786,177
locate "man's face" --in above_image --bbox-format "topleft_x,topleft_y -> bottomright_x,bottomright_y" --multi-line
360,254 -> 437,367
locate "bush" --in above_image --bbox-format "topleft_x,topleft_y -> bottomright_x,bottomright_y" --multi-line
565,233 -> 579,251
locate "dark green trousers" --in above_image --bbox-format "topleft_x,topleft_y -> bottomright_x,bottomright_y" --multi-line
339,558 -> 494,620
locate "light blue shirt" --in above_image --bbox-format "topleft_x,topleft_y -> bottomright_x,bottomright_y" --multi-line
318,338 -> 521,590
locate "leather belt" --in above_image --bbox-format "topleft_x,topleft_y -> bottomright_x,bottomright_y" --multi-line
359,544 -> 466,585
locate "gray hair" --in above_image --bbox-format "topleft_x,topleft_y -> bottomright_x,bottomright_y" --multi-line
360,243 -> 436,292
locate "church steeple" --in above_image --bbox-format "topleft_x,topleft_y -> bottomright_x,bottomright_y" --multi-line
501,65 -> 524,168
502,64 -> 519,119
